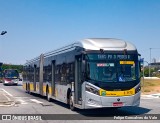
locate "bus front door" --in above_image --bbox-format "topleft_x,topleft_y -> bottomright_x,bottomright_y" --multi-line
75,55 -> 82,105
39,54 -> 44,95
51,60 -> 56,96
34,65 -> 36,92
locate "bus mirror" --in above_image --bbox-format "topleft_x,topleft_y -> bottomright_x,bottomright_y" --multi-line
139,58 -> 144,72
139,62 -> 141,72
0,62 -> 3,66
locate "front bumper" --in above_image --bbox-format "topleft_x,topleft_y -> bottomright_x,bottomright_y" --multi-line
3,80 -> 18,85
84,91 -> 140,109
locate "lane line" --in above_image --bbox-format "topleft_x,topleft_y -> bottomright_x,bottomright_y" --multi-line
3,93 -> 11,101
15,97 -> 30,99
18,99 -> 28,104
1,89 -> 13,97
141,97 -> 155,99
30,99 -> 43,104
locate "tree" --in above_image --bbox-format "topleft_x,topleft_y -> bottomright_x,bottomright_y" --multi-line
1,64 -> 23,73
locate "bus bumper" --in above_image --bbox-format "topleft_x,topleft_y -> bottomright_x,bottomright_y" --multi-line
84,91 -> 140,109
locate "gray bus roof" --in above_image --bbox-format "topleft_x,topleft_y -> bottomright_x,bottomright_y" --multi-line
26,38 -> 137,64
75,38 -> 136,51
44,38 -> 136,56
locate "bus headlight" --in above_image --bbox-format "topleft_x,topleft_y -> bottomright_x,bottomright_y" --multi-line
85,84 -> 99,95
4,80 -> 9,83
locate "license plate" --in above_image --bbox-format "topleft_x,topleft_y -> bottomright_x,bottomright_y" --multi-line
113,102 -> 123,107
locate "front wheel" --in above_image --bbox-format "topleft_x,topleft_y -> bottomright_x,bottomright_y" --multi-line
69,93 -> 76,111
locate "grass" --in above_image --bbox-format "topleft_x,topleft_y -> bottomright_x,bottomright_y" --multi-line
141,78 -> 160,87
144,89 -> 151,92
141,78 -> 160,94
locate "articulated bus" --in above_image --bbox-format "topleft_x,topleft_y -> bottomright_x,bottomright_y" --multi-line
23,38 -> 141,110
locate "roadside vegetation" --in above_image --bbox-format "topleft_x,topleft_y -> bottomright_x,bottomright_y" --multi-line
140,66 -> 160,94
141,78 -> 160,95
1,64 -> 23,73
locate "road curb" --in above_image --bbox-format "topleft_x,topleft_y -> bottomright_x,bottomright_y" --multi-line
141,93 -> 160,99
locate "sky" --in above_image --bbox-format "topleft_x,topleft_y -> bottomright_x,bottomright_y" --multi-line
0,0 -> 160,65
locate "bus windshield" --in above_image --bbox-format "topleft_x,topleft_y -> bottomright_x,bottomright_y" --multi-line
86,53 -> 140,83
4,70 -> 19,79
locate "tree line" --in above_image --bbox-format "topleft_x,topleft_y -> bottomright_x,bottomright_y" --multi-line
0,64 -> 23,73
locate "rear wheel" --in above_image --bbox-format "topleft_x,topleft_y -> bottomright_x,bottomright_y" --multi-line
26,83 -> 28,93
28,84 -> 31,94
46,87 -> 51,102
69,93 -> 76,111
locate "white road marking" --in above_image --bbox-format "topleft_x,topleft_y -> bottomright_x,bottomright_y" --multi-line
3,93 -> 11,101
1,89 -> 13,97
15,97 -> 30,99
30,99 -> 43,104
141,96 -> 155,99
0,89 -> 44,105
17,99 -> 28,104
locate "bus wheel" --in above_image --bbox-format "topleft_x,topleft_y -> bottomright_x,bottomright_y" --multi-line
69,93 -> 75,111
28,84 -> 30,94
26,83 -> 28,93
46,87 -> 51,102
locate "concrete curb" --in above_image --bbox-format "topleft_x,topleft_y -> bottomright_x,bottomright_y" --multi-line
141,93 -> 160,99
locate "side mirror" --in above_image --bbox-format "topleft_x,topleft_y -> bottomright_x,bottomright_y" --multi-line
139,58 -> 144,72
0,62 -> 3,66
139,62 -> 142,72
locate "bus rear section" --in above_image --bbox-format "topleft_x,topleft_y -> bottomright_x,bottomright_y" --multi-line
3,69 -> 19,85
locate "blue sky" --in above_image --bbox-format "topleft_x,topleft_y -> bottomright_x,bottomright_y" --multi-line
0,0 -> 160,64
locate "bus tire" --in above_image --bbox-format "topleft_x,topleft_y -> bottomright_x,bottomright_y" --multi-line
69,93 -> 75,111
112,107 -> 120,110
67,89 -> 71,104
26,83 -> 28,93
46,86 -> 51,102
28,84 -> 31,94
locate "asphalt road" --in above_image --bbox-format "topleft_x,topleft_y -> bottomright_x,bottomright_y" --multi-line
0,83 -> 160,123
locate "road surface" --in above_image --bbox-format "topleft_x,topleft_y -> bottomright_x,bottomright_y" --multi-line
0,83 -> 160,123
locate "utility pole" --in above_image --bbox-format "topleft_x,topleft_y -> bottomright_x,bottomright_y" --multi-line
149,48 -> 151,77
